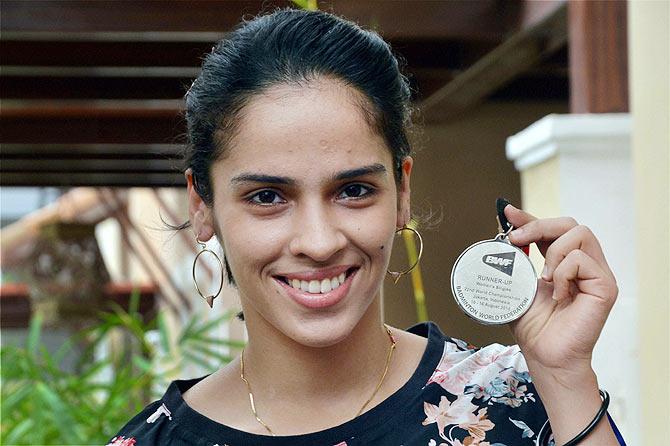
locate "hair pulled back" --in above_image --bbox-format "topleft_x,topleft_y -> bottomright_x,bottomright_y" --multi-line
176,7 -> 419,297
185,6 -> 416,209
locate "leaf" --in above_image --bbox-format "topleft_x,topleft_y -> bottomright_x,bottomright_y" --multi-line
132,355 -> 154,373
3,418 -> 35,444
53,336 -> 76,364
184,313 -> 231,340
1,382 -> 31,414
78,358 -> 113,382
128,286 -> 141,317
26,312 -> 43,356
38,344 -> 64,377
292,0 -> 318,10
291,0 -> 309,8
34,382 -> 87,443
182,350 -> 216,372
1,307 -> 244,443
186,334 -> 246,349
156,312 -> 171,355
177,314 -> 198,344
509,417 -> 534,438
187,342 -> 235,364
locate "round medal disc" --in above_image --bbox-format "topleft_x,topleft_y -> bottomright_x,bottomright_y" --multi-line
450,238 -> 537,325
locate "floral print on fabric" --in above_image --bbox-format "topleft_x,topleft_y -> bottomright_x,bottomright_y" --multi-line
421,339 -> 540,445
422,395 -> 494,445
464,367 -> 535,408
106,436 -> 137,446
426,340 -> 528,397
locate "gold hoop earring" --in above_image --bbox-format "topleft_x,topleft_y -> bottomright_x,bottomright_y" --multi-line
386,225 -> 424,284
192,236 -> 224,308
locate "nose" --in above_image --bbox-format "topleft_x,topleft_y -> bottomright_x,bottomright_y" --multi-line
288,201 -> 347,262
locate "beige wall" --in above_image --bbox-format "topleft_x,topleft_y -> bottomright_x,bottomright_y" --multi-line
384,101 -> 568,347
629,1 -> 670,443
520,156 -> 561,270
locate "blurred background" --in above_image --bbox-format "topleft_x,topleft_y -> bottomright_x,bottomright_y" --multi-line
1,0 -> 667,444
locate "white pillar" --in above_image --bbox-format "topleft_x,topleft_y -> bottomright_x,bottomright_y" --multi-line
506,113 -> 638,441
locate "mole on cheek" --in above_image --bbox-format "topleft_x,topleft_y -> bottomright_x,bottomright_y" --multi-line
380,245 -> 384,250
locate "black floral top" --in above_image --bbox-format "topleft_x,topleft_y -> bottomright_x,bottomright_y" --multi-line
107,321 -> 626,446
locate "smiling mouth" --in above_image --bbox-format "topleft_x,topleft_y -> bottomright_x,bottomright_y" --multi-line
275,267 -> 359,294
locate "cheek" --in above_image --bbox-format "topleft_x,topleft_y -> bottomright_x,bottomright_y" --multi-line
218,214 -> 287,279
341,203 -> 397,264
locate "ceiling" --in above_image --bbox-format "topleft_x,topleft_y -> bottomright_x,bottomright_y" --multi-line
0,0 -> 568,188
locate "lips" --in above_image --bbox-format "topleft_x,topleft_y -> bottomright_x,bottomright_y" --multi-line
275,266 -> 357,292
273,267 -> 359,309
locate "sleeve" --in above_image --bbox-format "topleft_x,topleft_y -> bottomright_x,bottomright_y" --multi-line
105,400 -> 164,446
607,413 -> 627,445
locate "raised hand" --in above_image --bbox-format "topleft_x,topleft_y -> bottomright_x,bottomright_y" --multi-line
503,204 -> 618,373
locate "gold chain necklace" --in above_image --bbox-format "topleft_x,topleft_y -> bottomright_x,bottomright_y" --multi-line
239,324 -> 397,436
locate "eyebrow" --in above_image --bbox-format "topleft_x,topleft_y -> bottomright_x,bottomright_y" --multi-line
333,163 -> 387,181
230,173 -> 296,186
230,163 -> 387,186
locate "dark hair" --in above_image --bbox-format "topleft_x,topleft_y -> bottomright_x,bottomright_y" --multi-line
169,7 -> 420,317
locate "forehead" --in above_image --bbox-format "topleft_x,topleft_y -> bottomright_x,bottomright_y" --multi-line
218,78 -> 391,171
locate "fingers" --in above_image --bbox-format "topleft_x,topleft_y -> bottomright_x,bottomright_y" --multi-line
504,205 -> 573,256
552,249 -> 618,307
541,224 -> 615,282
504,204 -> 617,287
503,204 -> 538,229
507,214 -> 579,247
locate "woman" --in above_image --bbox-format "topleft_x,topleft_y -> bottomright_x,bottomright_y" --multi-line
109,7 -> 626,446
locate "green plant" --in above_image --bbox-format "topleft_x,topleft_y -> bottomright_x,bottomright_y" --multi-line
291,0 -> 318,10
1,289 -> 244,445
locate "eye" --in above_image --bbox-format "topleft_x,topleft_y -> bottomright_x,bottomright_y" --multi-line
339,183 -> 375,200
247,190 -> 285,206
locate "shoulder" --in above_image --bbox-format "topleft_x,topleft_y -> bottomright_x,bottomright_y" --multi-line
412,323 -> 548,444
412,322 -> 530,395
407,322 -> 528,383
106,399 -> 166,445
106,377 -> 207,446
429,337 -> 530,398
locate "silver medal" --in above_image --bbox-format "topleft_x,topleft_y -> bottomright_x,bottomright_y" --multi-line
450,227 -> 537,325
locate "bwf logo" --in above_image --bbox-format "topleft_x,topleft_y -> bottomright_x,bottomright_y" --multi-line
482,252 -> 516,276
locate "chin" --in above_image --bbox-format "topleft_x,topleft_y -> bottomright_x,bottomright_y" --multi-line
283,315 -> 359,349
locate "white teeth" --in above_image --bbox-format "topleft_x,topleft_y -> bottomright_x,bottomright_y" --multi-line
284,271 -> 351,294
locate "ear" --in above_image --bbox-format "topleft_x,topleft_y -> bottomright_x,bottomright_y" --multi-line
396,156 -> 413,228
185,168 -> 215,241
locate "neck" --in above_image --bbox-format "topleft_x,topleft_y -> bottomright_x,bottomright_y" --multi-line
240,297 -> 393,408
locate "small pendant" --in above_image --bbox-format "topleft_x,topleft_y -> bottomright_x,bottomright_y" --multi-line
206,295 -> 215,308
450,230 -> 537,325
388,271 -> 402,284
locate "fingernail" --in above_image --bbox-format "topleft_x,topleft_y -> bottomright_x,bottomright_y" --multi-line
541,264 -> 549,280
497,197 -> 511,211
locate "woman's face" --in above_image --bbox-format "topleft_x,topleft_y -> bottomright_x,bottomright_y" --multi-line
189,77 -> 412,347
